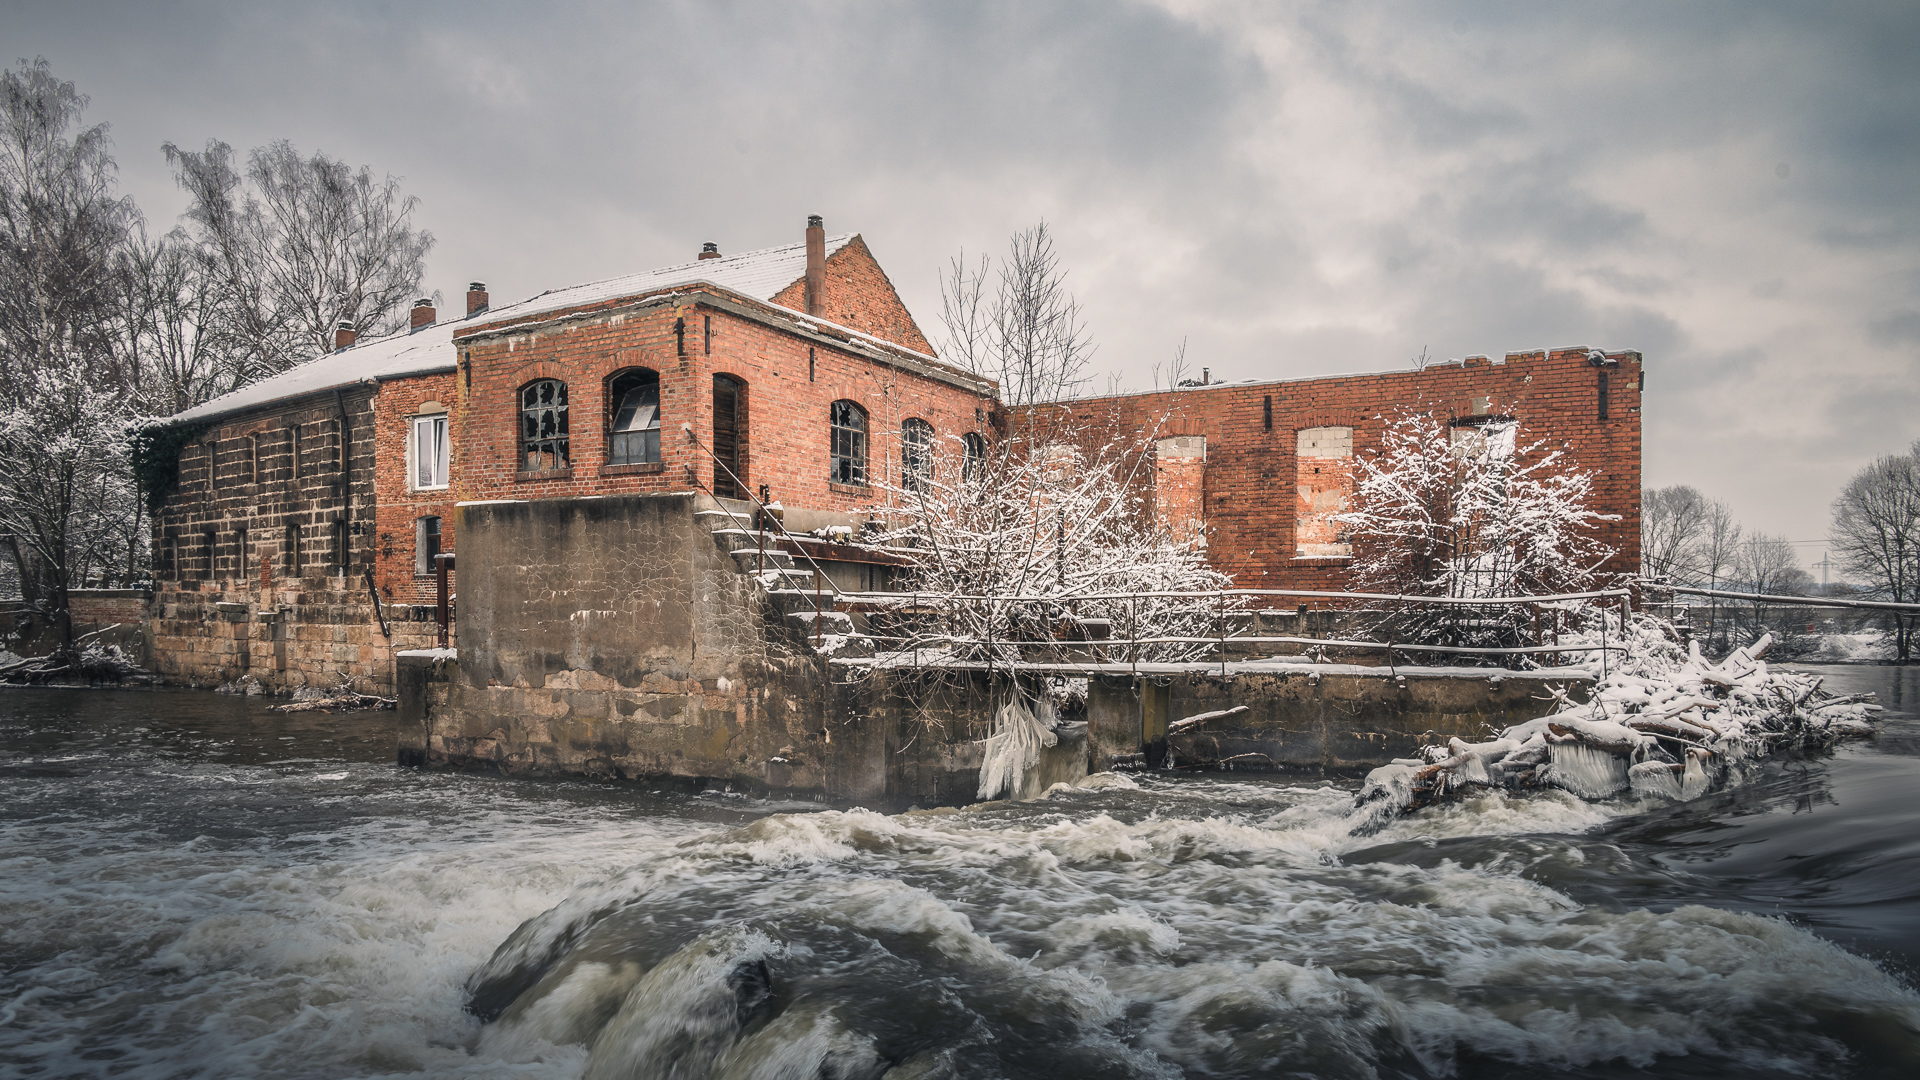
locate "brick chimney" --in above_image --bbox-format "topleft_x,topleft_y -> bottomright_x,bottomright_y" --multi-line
334,321 -> 356,351
410,297 -> 436,331
804,214 -> 825,317
698,242 -> 721,260
466,281 -> 488,316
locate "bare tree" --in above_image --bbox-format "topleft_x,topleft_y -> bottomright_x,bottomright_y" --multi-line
1642,485 -> 1711,583
162,138 -> 433,383
1830,443 -> 1920,660
1730,531 -> 1813,641
111,225 -> 239,415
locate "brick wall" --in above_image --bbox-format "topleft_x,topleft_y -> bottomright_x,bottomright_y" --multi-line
450,293 -> 987,516
1035,347 -> 1643,592
372,370 -> 460,607
767,236 -> 935,354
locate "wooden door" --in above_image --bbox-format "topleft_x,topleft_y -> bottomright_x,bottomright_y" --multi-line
713,375 -> 743,498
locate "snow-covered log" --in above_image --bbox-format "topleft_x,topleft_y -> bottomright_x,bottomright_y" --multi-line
1358,623 -> 1881,813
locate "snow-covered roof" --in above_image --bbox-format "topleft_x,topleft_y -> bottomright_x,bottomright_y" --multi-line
472,233 -> 855,328
169,321 -> 459,426
166,233 -> 858,426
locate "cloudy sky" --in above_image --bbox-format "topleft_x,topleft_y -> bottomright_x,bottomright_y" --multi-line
12,0 -> 1917,567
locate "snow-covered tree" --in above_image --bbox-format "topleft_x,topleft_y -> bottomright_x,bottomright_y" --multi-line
1336,407 -> 1617,649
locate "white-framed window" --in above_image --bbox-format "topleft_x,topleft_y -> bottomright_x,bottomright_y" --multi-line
411,413 -> 449,490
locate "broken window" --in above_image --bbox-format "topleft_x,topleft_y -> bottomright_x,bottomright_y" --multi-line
830,400 -> 867,486
902,418 -> 934,493
416,516 -> 441,576
412,413 -> 449,489
962,432 -> 988,483
520,379 -> 569,471
607,369 -> 661,466
1295,426 -> 1355,558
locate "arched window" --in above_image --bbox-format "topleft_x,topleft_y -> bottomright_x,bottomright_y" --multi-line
607,369 -> 661,466
520,379 -> 569,470
962,432 -> 988,483
830,400 -> 867,486
902,418 -> 933,493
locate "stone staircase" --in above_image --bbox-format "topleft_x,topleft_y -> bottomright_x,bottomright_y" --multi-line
692,499 -> 872,658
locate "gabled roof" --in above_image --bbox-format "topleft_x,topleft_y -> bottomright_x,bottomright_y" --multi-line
165,233 -> 859,426
169,322 -> 459,426
470,233 -> 855,328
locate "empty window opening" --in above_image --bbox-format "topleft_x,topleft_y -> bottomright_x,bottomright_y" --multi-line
703,314 -> 712,356
962,432 -> 988,483
1295,426 -> 1355,558
412,413 -> 449,489
520,379 -> 570,470
285,523 -> 300,575
608,369 -> 662,466
713,375 -> 745,498
236,528 -> 248,578
1263,395 -> 1273,432
331,520 -> 347,571
1597,372 -> 1610,420
830,400 -> 868,486
902,418 -> 934,493
808,347 -> 815,382
675,317 -> 685,357
416,516 -> 442,576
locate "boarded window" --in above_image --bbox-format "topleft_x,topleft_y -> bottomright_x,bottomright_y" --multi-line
608,369 -> 661,466
830,400 -> 866,486
416,516 -> 441,575
1295,426 -> 1354,558
520,380 -> 570,471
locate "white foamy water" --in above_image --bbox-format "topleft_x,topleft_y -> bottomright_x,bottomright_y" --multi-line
3,683 -> 1919,1078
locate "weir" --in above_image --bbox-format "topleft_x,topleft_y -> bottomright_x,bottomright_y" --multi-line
394,492 -> 1593,806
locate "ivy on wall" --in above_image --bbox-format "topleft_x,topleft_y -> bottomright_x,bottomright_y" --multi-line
130,421 -> 211,515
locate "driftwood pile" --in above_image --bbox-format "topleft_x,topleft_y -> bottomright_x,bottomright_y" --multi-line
268,679 -> 396,713
1359,629 -> 1880,813
0,632 -> 154,685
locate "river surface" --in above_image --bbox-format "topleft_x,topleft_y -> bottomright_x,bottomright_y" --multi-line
1,665 -> 1916,1079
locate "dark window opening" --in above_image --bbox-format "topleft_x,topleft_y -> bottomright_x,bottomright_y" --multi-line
902,418 -> 934,493
607,369 -> 662,466
331,520 -> 347,570
808,347 -> 815,382
830,400 -> 868,486
703,314 -> 712,356
713,375 -> 745,498
1598,372 -> 1610,421
285,523 -> 300,575
520,379 -> 570,470
247,435 -> 259,485
675,317 -> 685,357
1263,395 -> 1273,431
962,432 -> 988,482
236,529 -> 248,578
416,516 -> 442,576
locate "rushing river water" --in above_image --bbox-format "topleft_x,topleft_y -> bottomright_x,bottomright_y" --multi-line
2,665 -> 1917,1079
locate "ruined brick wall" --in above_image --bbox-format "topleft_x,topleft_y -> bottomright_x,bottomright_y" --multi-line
147,385 -> 425,692
767,236 -> 935,354
1033,347 -> 1643,592
451,294 -> 987,517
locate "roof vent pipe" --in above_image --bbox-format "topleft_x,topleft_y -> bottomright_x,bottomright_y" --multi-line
334,321 -> 356,351
410,297 -> 436,331
804,214 -> 825,317
466,282 -> 488,316
699,241 -> 721,260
